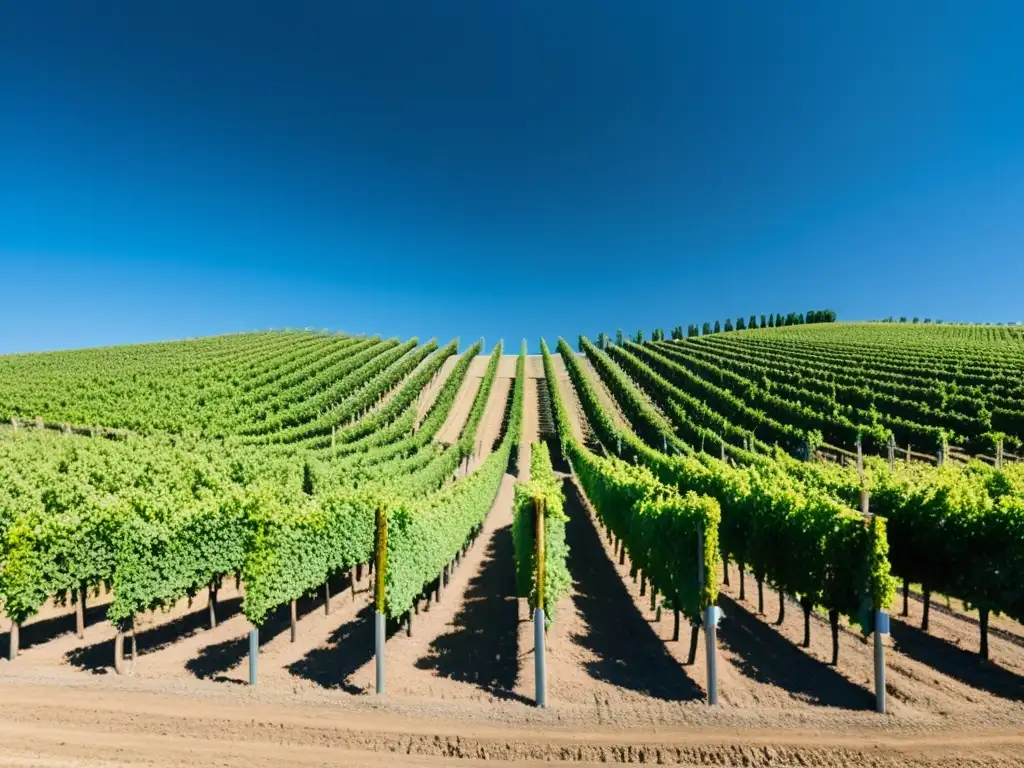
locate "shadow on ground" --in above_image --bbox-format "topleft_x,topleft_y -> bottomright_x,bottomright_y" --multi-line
891,618 -> 1024,702
414,523 -> 527,703
286,604 -> 384,694
1,600 -> 109,657
63,597 -> 243,674
717,593 -> 874,709
562,477 -> 703,702
188,571 -> 356,684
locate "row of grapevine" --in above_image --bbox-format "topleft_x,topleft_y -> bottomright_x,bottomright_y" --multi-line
556,338 -> 895,660
512,441 -> 571,626
0,331 -> 357,435
542,340 -> 720,630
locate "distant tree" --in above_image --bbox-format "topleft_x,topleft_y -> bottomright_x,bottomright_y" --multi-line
806,310 -> 818,324
798,312 -> 805,324
635,329 -> 644,343
713,320 -> 721,334
736,317 -> 746,331
598,332 -> 610,349
702,322 -> 711,336
670,326 -> 682,340
768,313 -> 775,328
652,328 -> 665,341
912,317 -> 920,323
724,319 -> 734,332
760,314 -> 767,328
779,311 -> 788,326
825,309 -> 837,322
899,316 -> 907,323
616,329 -> 624,345
688,324 -> 699,337
749,314 -> 758,330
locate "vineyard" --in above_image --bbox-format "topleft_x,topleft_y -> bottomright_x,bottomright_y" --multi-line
1,322 -> 1023,767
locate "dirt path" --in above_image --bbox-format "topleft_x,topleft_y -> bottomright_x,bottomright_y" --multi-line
518,359 -> 541,478
469,374 -> 511,470
576,353 -> 630,429
345,472 -> 521,701
2,677 -> 1023,767
547,354 -> 588,445
435,355 -> 489,445
415,352 -> 460,428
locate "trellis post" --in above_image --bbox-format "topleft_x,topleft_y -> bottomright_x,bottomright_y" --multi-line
374,505 -> 388,695
698,520 -> 719,706
534,496 -> 548,708
249,628 -> 258,685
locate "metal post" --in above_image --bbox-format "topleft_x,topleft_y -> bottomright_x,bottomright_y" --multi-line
374,506 -> 388,695
535,496 -> 547,707
704,605 -> 718,706
534,608 -> 547,707
375,611 -> 386,694
249,628 -> 258,685
874,611 -> 888,714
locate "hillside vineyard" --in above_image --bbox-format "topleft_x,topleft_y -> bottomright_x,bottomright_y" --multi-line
1,323 -> 1022,707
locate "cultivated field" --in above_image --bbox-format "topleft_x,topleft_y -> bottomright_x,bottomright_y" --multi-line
1,323 -> 1022,766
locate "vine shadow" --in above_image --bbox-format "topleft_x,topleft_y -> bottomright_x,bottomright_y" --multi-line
716,593 -> 873,709
414,523 -> 527,703
1,600 -> 108,655
64,596 -> 243,674
188,572 -> 353,683
890,618 -> 1024,702
562,478 -> 703,702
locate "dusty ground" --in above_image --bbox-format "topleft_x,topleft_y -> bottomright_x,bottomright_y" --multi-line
2,356 -> 1023,766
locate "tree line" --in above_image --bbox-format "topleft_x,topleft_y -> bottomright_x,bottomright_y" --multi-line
593,309 -> 837,349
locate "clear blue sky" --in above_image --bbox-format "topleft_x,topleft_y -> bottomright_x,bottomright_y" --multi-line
2,2 -> 1023,354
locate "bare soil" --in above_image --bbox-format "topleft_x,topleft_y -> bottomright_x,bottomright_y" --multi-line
415,353 -> 461,428
434,355 -> 488,445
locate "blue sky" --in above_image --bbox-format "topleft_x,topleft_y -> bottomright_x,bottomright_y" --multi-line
2,2 -> 1023,354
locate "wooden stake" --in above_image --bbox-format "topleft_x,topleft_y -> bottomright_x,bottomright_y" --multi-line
290,600 -> 297,642
76,585 -> 86,639
535,497 -> 546,613
209,583 -> 218,629
8,621 -> 19,661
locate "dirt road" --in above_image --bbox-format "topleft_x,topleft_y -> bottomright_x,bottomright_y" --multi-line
1,679 -> 1022,767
